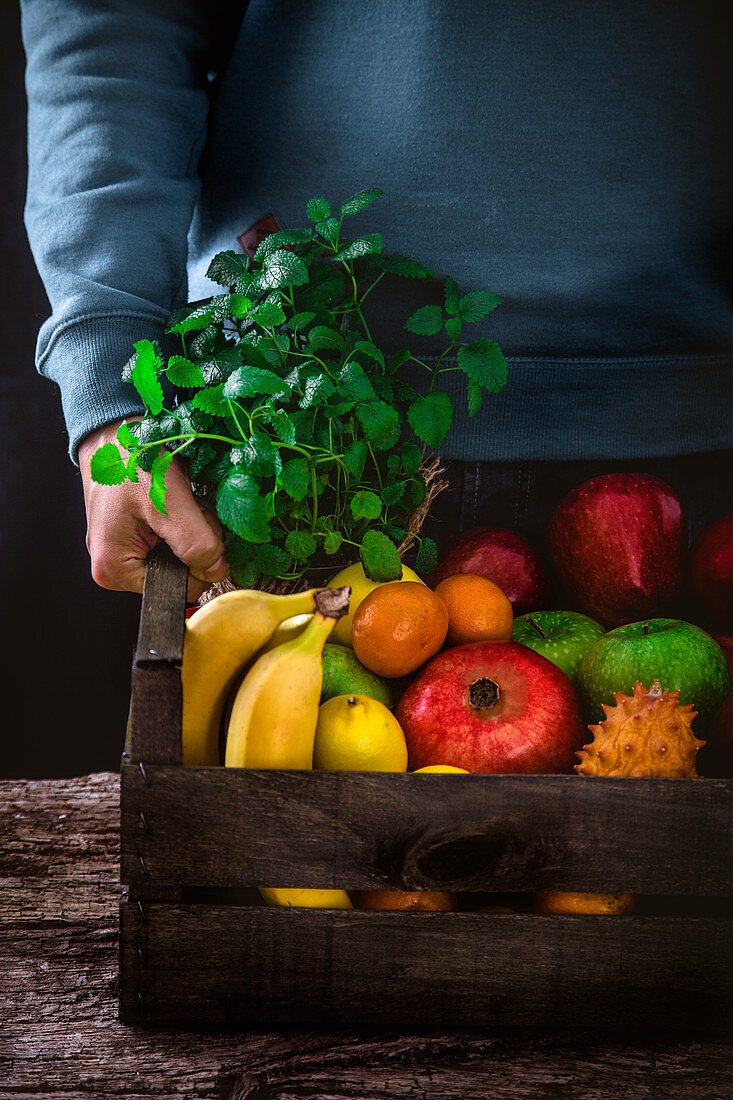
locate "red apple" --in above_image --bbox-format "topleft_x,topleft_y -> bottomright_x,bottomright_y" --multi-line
547,473 -> 687,628
688,514 -> 733,632
697,693 -> 733,778
430,527 -> 553,615
396,641 -> 585,774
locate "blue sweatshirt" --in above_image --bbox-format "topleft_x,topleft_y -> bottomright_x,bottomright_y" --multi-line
21,0 -> 733,462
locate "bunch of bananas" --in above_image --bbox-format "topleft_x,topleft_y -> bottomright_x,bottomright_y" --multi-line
180,583 -> 352,910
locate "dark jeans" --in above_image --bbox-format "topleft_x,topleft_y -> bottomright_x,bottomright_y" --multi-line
425,449 -> 733,553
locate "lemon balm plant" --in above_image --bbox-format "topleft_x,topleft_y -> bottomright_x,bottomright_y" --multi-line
90,189 -> 507,586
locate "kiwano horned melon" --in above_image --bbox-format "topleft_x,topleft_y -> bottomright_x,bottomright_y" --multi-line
575,680 -> 705,778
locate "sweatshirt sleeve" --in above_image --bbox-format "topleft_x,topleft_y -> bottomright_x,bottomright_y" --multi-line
20,0 -> 230,460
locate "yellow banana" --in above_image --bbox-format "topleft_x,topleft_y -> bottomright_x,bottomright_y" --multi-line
181,587 -> 321,766
225,586 -> 352,910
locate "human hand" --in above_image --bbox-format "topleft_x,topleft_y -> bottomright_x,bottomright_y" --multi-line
78,418 -> 230,601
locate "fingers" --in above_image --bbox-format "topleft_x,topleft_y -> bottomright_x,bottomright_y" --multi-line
79,421 -> 231,597
151,459 -> 229,584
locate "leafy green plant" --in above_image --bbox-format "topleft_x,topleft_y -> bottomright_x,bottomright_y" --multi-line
91,189 -> 507,586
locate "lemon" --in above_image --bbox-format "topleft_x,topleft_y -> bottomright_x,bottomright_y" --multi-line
326,561 -> 425,647
313,694 -> 408,772
413,765 -> 470,773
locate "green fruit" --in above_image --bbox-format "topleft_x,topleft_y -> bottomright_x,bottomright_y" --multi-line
321,644 -> 393,707
512,610 -> 605,682
578,618 -> 732,731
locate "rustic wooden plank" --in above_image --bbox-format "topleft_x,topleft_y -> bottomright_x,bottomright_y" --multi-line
120,766 -> 733,895
119,903 -> 732,1032
2,774 -> 732,1098
124,664 -> 182,765
135,542 -> 188,667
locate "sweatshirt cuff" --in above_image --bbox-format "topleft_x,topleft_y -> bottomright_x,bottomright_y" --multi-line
36,312 -> 172,463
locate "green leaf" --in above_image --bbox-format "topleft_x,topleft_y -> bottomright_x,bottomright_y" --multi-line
356,401 -> 400,451
116,421 -> 139,451
350,490 -> 383,521
444,315 -> 462,341
261,249 -> 309,290
149,451 -> 173,515
353,340 -> 385,370
287,311 -> 316,333
193,384 -> 229,416
444,277 -> 461,314
381,481 -> 406,506
337,361 -> 376,403
458,290 -> 502,323
360,529 -> 402,583
334,233 -> 382,261
197,346 -> 244,385
253,229 -> 312,260
407,393 -> 453,448
342,440 -> 367,480
206,250 -> 251,287
308,325 -> 346,354
231,433 -> 282,478
380,254 -> 434,280
407,477 -> 427,507
323,531 -> 343,555
166,355 -> 205,388
252,299 -> 286,327
300,371 -> 336,408
415,536 -> 438,576
265,408 -> 296,446
467,379 -> 483,416
130,340 -> 163,414
404,304 -> 444,336
279,457 -> 311,501
306,196 -> 331,221
216,468 -> 272,542
188,324 -> 221,360
457,338 -> 508,393
337,188 -> 384,216
400,441 -> 422,476
226,293 -> 253,319
188,441 -> 217,479
223,365 -> 289,400
90,442 -> 127,485
285,530 -> 317,561
253,543 -> 292,578
166,301 -> 216,335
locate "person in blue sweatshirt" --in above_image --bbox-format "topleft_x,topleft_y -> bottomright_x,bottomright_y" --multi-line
20,0 -> 733,598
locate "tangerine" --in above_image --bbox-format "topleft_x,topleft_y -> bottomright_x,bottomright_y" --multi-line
356,890 -> 456,911
351,581 -> 449,678
433,572 -> 513,646
534,891 -> 635,915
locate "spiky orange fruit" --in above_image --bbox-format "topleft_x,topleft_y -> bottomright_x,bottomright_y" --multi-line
575,679 -> 705,778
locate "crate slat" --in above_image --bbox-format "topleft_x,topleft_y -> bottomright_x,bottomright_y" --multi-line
119,903 -> 732,1030
135,542 -> 188,667
121,765 -> 733,895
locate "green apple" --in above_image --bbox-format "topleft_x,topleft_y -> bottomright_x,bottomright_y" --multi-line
511,611 -> 605,682
321,644 -> 393,707
578,618 -> 732,730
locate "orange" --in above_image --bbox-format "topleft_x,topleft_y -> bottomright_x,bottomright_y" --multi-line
534,891 -> 635,915
433,573 -> 513,646
351,581 -> 449,678
356,890 -> 456,911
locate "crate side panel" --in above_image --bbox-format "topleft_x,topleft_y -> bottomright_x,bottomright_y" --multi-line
119,904 -> 732,1030
120,767 -> 733,895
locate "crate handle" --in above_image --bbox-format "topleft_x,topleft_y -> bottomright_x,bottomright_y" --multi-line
398,819 -> 555,892
125,543 -> 188,765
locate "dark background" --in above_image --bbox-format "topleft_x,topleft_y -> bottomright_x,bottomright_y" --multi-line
1,4 -> 141,778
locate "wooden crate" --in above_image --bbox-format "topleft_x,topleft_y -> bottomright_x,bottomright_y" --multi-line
120,545 -> 733,1031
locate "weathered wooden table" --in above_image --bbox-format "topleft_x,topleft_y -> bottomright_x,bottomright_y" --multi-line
1,772 -> 731,1099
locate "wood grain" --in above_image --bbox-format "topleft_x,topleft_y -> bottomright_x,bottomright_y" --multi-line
135,542 -> 188,667
2,774 -> 731,1098
119,902 -> 732,1032
120,766 -> 733,895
